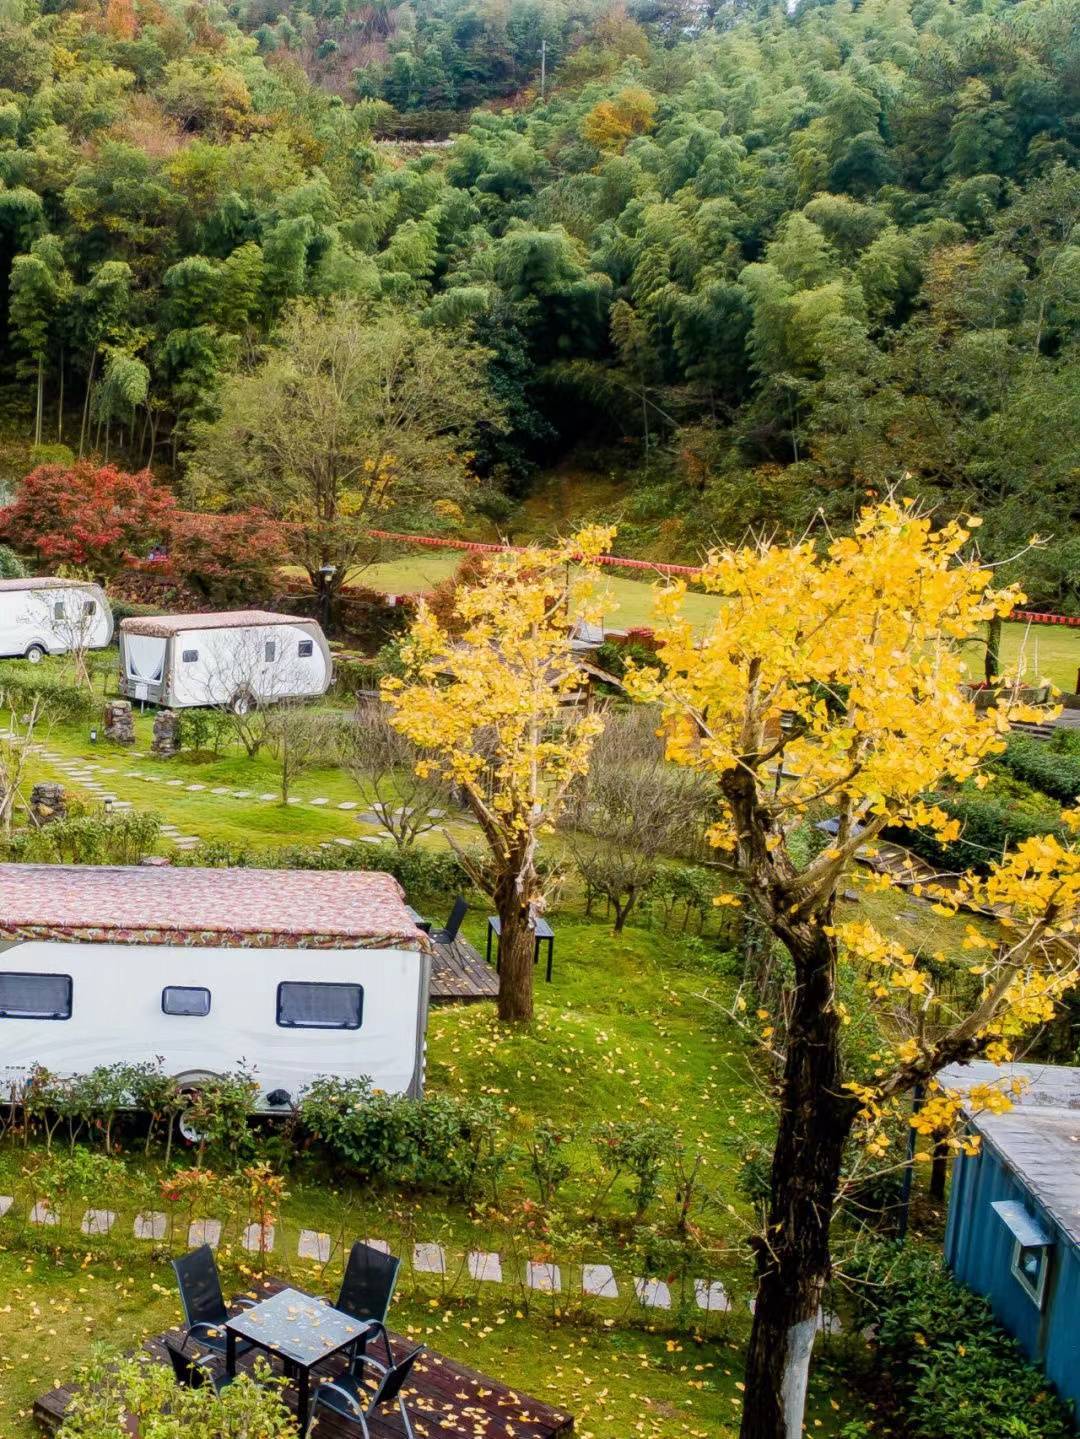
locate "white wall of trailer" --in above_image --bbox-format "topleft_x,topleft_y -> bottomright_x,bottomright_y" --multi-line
0,940 -> 429,1106
0,585 -> 112,660
164,623 -> 330,708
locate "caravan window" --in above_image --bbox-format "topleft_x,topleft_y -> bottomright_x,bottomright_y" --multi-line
83,599 -> 96,617
162,985 -> 211,1017
0,972 -> 72,1020
265,640 -> 276,662
298,640 -> 314,658
53,602 -> 64,621
276,981 -> 363,1030
182,649 -> 198,663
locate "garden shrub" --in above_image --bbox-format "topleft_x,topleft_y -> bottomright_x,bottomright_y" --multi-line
0,670 -> 96,722
998,734 -> 1080,803
298,1075 -> 505,1199
179,838 -> 472,899
846,1244 -> 1074,1439
592,1119 -> 675,1217
883,785 -> 1064,873
6,810 -> 161,865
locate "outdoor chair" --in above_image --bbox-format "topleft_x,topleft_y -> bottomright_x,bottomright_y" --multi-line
334,1241 -> 401,1373
303,1345 -> 424,1439
172,1245 -> 256,1359
429,897 -> 467,946
165,1339 -> 233,1395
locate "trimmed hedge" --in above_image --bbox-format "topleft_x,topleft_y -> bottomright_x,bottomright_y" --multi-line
998,734 -> 1080,803
176,838 -> 472,899
0,670 -> 97,722
847,1244 -> 1074,1439
883,785 -> 1064,873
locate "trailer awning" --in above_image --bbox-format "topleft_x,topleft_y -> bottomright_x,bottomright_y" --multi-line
992,1200 -> 1053,1248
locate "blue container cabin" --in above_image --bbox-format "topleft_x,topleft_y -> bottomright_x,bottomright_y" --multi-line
940,1060 -> 1080,1420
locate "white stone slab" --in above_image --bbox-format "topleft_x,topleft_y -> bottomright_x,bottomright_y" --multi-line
582,1264 -> 618,1298
30,1202 -> 57,1226
298,1229 -> 330,1262
81,1208 -> 116,1235
332,837 -> 356,847
165,779 -> 185,787
526,1261 -> 561,1293
364,1238 -> 390,1255
184,784 -> 206,792
134,1211 -> 166,1240
243,1222 -> 275,1252
634,1278 -> 671,1309
310,797 -> 328,806
258,793 -> 277,802
0,1196 -> 12,1218
188,1219 -> 221,1248
468,1251 -> 502,1282
233,790 -> 252,798
694,1280 -> 729,1312
211,787 -> 231,795
337,801 -> 358,810
413,1242 -> 446,1274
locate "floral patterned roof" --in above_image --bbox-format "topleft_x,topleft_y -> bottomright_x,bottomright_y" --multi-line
0,864 -> 425,950
121,611 -> 308,637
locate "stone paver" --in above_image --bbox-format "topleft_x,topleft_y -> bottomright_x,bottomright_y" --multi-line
364,1238 -> 390,1255
582,1263 -> 619,1299
188,1218 -> 221,1248
30,1202 -> 57,1226
258,793 -> 277,802
694,1279 -> 729,1312
0,1196 -> 12,1218
185,784 -> 206,792
413,1242 -> 446,1275
243,1222 -> 275,1252
211,787 -> 231,795
298,1229 -> 331,1262
468,1251 -> 503,1283
337,801 -> 358,810
81,1208 -> 116,1235
634,1278 -> 671,1309
233,790 -> 252,798
333,837 -> 357,847
165,779 -> 185,787
526,1261 -> 561,1293
134,1211 -> 167,1240
310,797 -> 328,806
357,836 -> 383,845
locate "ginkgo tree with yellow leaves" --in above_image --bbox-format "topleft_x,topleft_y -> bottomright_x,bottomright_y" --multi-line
383,528 -> 614,1023
628,499 -> 1080,1439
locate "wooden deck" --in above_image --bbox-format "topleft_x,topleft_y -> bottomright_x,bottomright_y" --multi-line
429,936 -> 499,1004
34,1280 -> 571,1438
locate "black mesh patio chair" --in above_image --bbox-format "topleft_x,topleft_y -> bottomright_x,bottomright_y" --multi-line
171,1245 -> 256,1359
303,1345 -> 424,1439
335,1241 -> 401,1372
165,1339 -> 233,1395
430,897 -> 467,946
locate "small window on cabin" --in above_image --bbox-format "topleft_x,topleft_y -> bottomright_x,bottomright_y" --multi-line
182,648 -> 198,663
1012,1240 -> 1050,1308
298,639 -> 314,658
53,602 -> 64,621
265,640 -> 276,662
84,599 -> 96,617
276,981 -> 363,1030
0,972 -> 72,1020
162,985 -> 211,1017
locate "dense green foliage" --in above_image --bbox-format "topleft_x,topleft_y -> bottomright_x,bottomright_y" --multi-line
847,1244 -> 1075,1439
998,731 -> 1080,802
1,0 -> 1077,599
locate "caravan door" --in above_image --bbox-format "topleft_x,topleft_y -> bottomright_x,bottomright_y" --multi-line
124,633 -> 167,702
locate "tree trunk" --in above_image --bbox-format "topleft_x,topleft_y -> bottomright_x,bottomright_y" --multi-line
985,614 -> 1002,685
79,347 -> 96,459
495,874 -> 535,1024
739,925 -> 857,1439
34,356 -> 43,447
57,349 -> 64,442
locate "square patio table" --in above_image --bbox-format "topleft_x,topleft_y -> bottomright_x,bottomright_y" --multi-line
486,915 -> 555,982
225,1286 -> 372,1430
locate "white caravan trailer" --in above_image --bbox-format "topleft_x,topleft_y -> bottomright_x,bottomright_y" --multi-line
117,611 -> 332,710
0,577 -> 113,662
0,864 -> 432,1109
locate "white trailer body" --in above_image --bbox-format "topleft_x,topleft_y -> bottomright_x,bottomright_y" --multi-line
0,578 -> 113,662
117,611 -> 331,709
0,940 -> 429,1107
0,863 -> 431,1110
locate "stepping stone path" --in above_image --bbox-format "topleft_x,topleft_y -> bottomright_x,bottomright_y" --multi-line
332,837 -> 356,847
358,836 -> 383,845
526,1261 -> 561,1293
337,801 -> 357,811
134,1211 -> 167,1241
298,1229 -> 331,1262
635,1278 -> 671,1309
211,787 -> 231,796
310,797 -> 328,806
413,1242 -> 446,1275
0,1197 -> 12,1218
81,1209 -> 116,1236
165,779 -> 185,788
694,1280 -> 729,1312
30,1203 -> 57,1226
233,790 -> 252,798
582,1264 -> 618,1299
364,1239 -> 390,1255
243,1222 -> 275,1252
468,1251 -> 502,1283
189,1219 -> 221,1248
185,784 -> 206,792
258,793 -> 277,802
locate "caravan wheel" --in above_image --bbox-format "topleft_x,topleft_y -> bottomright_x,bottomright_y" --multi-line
24,644 -> 45,664
230,690 -> 256,717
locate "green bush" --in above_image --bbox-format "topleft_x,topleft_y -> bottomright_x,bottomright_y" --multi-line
0,544 -> 27,578
7,810 -> 162,865
178,838 -> 472,899
847,1244 -> 1074,1439
998,734 -> 1080,803
0,671 -> 97,722
883,785 -> 1064,873
298,1075 -> 505,1199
